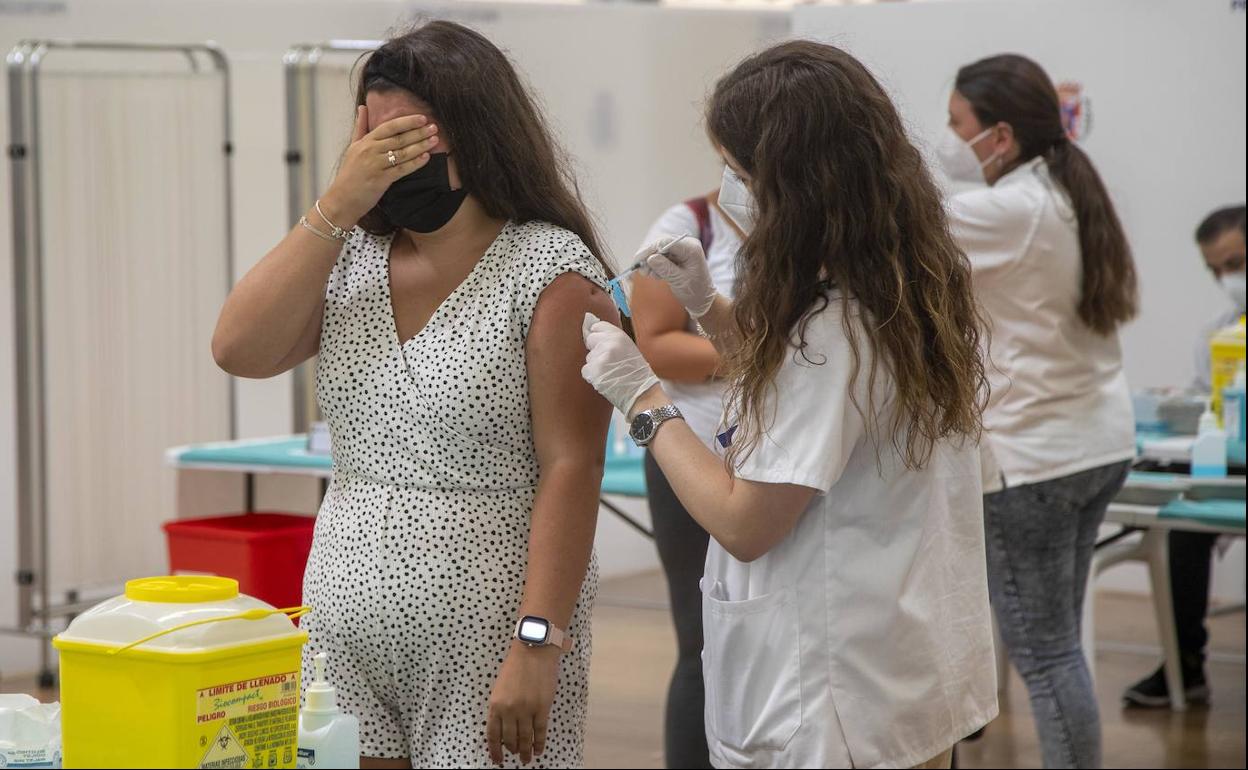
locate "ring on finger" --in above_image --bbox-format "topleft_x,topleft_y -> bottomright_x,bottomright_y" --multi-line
387,149 -> 398,166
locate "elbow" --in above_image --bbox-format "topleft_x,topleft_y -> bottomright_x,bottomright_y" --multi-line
647,360 -> 684,382
717,527 -> 771,564
211,328 -> 238,375
635,338 -> 684,382
211,327 -> 262,379
636,337 -> 665,373
724,540 -> 768,565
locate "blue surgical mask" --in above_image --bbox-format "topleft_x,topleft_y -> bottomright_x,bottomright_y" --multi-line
718,166 -> 756,234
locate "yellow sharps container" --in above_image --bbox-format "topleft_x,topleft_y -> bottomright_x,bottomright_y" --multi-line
53,576 -> 307,768
1211,316 -> 1246,423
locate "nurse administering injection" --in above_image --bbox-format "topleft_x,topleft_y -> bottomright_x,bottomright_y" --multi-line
583,41 -> 998,770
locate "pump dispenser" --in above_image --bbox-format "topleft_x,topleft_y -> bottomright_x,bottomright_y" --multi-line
1192,402 -> 1228,478
297,652 -> 360,768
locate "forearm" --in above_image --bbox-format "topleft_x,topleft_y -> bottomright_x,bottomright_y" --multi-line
631,388 -> 774,562
211,203 -> 345,377
519,461 -> 603,629
696,294 -> 739,358
639,330 -> 720,382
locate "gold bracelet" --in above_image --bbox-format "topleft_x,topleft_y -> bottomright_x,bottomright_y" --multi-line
299,215 -> 339,243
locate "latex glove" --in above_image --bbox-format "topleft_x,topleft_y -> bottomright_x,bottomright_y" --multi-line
634,234 -> 718,318
581,313 -> 660,417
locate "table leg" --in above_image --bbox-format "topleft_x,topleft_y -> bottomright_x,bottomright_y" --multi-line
1144,528 -> 1186,711
1081,556 -> 1098,684
1086,525 -> 1148,686
598,497 -> 653,539
244,473 -> 255,513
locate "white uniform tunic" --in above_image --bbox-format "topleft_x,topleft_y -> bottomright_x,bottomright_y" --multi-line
641,201 -> 741,446
703,297 -> 998,769
948,157 -> 1136,486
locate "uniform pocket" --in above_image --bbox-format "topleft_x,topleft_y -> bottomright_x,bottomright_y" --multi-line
703,583 -> 802,754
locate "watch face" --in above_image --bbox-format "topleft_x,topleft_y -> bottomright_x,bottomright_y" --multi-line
630,413 -> 655,442
518,616 -> 550,645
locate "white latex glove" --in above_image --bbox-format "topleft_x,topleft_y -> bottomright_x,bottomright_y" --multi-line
634,234 -> 718,318
581,313 -> 660,417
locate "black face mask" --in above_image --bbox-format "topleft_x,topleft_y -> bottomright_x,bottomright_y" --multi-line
377,153 -> 468,233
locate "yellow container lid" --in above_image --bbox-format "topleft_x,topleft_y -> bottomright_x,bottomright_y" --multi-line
55,575 -> 303,654
125,575 -> 239,603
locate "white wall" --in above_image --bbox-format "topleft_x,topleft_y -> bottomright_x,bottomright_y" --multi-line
0,0 -> 787,676
2,0 -> 1244,678
792,0 -> 1246,601
794,0 -> 1247,389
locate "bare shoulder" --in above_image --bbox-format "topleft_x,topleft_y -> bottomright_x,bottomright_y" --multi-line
530,272 -> 619,351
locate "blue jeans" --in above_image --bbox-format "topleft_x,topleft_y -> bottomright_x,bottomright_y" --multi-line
983,460 -> 1130,769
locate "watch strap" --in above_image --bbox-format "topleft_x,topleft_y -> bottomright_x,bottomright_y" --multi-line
546,624 -> 574,653
633,404 -> 683,446
649,404 -> 682,423
514,618 -> 573,652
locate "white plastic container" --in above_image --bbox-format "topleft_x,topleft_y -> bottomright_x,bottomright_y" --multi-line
1191,404 -> 1228,478
297,652 -> 360,769
0,694 -> 62,769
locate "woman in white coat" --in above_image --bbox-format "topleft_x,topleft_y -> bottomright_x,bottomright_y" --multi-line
582,41 -> 998,769
936,54 -> 1139,769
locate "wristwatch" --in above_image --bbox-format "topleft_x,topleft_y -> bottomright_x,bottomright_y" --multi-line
514,615 -> 573,652
629,404 -> 683,447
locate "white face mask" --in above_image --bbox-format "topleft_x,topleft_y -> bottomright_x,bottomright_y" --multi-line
718,165 -> 757,234
1221,270 -> 1246,313
936,126 -> 998,185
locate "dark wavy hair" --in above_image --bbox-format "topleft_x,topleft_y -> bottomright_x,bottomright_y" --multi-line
956,54 -> 1137,335
708,41 -> 988,470
1195,204 -> 1245,245
353,21 -> 612,279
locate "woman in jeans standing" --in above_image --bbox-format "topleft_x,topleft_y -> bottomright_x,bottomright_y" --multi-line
938,54 -> 1139,769
631,185 -> 742,769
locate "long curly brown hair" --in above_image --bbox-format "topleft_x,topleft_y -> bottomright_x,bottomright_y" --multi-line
352,21 -> 613,280
708,41 -> 988,470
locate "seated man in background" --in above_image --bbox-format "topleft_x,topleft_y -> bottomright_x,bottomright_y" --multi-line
1124,204 -> 1245,708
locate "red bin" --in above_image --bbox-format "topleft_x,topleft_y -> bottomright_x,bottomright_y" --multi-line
163,513 -> 316,610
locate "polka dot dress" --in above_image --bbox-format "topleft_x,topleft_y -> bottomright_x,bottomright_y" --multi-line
302,220 -> 606,768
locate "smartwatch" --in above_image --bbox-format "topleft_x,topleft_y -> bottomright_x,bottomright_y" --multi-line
629,404 -> 683,447
514,615 -> 573,652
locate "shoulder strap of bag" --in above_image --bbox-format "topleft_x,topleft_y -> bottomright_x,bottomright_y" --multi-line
683,196 -> 714,255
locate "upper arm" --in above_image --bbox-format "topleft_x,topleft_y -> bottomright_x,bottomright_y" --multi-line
947,189 -> 1036,280
631,272 -> 695,346
726,478 -> 817,562
734,308 -> 867,492
527,272 -> 618,473
269,302 -> 324,376
640,203 -> 701,252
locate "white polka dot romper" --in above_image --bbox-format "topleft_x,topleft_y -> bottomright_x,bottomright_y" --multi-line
302,220 -> 606,768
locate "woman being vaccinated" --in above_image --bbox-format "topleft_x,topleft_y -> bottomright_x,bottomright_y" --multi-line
213,22 -> 617,769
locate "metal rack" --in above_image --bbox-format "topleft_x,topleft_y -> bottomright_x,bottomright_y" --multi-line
283,40 -> 380,433
3,40 -> 236,685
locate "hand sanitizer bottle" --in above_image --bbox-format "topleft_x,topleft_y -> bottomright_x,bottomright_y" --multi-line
1191,402 -> 1228,478
1223,363 -> 1246,445
297,652 -> 359,769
